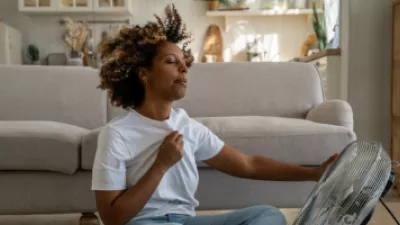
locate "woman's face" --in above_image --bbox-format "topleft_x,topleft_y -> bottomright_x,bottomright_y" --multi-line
142,42 -> 189,102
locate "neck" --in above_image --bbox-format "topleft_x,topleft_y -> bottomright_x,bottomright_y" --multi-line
135,99 -> 172,121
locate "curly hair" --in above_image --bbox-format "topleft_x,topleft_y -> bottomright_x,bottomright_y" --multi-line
97,4 -> 194,109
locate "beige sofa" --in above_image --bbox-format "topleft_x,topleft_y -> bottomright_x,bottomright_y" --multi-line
0,62 -> 356,224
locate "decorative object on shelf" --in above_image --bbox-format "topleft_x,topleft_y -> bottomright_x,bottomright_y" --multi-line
208,0 -> 233,10
220,0 -> 233,8
246,37 -> 268,62
208,0 -> 220,10
278,0 -> 289,10
62,17 -> 89,66
46,53 -> 68,65
260,0 -> 289,10
300,33 -> 317,56
234,0 -> 250,8
27,44 -> 40,65
83,28 -> 97,68
289,0 -> 308,9
312,2 -> 327,51
201,24 -> 224,63
260,0 -> 276,10
68,51 -> 84,66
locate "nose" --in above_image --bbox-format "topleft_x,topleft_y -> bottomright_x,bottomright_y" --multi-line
179,61 -> 188,74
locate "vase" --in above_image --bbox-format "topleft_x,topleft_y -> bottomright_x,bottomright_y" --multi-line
67,51 -> 83,66
31,60 -> 41,65
208,1 -> 219,10
294,0 -> 307,9
235,0 -> 249,8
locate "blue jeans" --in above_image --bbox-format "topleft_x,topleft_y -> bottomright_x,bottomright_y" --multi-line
128,206 -> 286,225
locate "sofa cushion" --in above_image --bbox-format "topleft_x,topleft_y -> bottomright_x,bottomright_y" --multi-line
0,121 -> 88,175
195,116 -> 356,167
173,62 -> 324,119
0,65 -> 107,129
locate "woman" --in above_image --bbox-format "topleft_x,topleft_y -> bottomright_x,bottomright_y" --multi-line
92,4 -> 337,225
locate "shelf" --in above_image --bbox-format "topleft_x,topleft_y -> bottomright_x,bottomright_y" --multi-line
207,8 -> 323,31
292,48 -> 341,63
206,8 -> 323,17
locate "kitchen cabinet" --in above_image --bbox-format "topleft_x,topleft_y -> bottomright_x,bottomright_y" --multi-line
19,0 -> 57,12
57,0 -> 92,12
18,0 -> 133,15
93,0 -> 132,14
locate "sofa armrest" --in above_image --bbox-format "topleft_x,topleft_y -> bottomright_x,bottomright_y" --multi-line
0,121 -> 89,175
306,100 -> 354,129
81,128 -> 102,170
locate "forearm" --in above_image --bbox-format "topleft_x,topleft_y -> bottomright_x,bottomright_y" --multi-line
104,163 -> 166,225
247,156 -> 317,181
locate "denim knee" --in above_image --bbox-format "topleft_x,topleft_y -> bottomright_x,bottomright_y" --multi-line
250,205 -> 287,225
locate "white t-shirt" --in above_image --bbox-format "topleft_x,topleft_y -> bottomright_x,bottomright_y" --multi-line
91,108 -> 224,221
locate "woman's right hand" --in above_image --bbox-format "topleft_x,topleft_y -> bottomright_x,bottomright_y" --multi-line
154,131 -> 184,172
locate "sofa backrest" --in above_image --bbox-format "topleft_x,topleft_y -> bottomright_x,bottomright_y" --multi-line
173,62 -> 324,118
1,62 -> 324,128
0,65 -> 107,129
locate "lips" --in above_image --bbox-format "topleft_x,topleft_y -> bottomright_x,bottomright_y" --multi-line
175,78 -> 188,86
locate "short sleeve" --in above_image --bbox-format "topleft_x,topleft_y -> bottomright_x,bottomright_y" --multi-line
193,120 -> 225,161
91,126 -> 129,191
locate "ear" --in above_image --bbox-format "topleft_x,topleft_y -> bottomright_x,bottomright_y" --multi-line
138,67 -> 149,82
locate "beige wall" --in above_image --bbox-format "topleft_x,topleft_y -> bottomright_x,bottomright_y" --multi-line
0,0 -> 314,63
341,0 -> 392,150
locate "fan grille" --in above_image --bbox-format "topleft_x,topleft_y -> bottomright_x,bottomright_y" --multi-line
293,141 -> 391,225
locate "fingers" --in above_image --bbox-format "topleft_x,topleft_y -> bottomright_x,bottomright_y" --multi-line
166,131 -> 180,142
177,139 -> 184,150
166,131 -> 184,147
324,153 -> 338,166
174,134 -> 184,149
175,133 -> 183,142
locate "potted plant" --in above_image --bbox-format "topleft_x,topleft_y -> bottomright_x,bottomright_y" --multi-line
27,44 -> 40,65
208,0 -> 220,10
312,3 -> 327,51
234,0 -> 250,8
62,17 -> 89,66
208,0 -> 232,11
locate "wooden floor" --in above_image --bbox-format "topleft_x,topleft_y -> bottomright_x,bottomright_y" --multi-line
0,199 -> 399,225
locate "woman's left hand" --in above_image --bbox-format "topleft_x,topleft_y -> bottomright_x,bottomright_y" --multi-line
312,153 -> 339,181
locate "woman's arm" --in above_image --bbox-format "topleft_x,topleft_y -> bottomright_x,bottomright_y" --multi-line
204,144 -> 337,182
95,162 -> 165,225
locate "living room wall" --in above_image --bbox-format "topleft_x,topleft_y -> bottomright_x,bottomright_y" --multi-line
0,0 -> 314,63
341,0 -> 392,150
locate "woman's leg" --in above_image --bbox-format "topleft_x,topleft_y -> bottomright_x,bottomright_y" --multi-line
183,205 -> 287,225
125,215 -> 182,225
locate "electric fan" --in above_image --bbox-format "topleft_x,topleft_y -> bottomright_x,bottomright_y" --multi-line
292,140 -> 397,225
